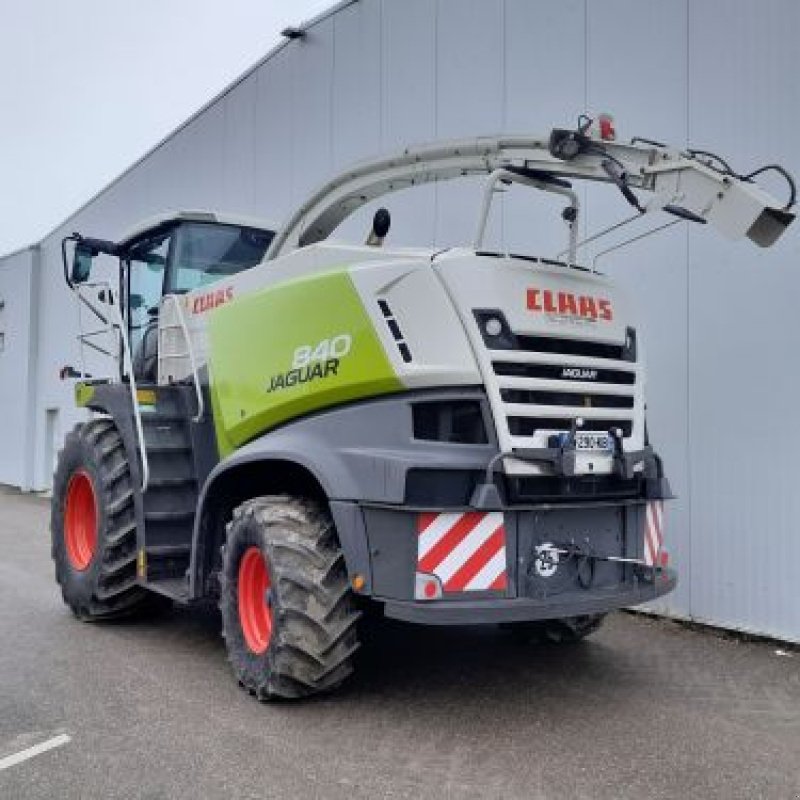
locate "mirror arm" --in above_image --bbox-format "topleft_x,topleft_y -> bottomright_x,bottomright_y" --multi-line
80,237 -> 120,257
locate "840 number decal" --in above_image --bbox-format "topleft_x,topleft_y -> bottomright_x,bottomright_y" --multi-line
292,335 -> 352,369
267,334 -> 352,394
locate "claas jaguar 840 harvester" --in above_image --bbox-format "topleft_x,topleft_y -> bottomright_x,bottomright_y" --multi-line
52,117 -> 795,699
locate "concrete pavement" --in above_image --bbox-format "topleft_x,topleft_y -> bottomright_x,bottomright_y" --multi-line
1,485 -> 798,799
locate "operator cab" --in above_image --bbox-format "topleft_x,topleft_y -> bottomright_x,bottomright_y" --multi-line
65,211 -> 275,383
122,213 -> 275,381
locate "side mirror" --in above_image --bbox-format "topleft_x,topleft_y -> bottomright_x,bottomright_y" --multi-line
63,234 -> 118,288
71,243 -> 95,284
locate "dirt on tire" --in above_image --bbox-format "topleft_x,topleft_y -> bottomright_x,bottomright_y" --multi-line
219,495 -> 361,700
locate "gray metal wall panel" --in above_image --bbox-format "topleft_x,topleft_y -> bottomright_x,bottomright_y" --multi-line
379,0 -> 437,246
32,233 -> 82,490
0,250 -> 34,486
686,0 -> 800,641
433,0 -> 504,248
221,74 -> 258,217
504,0 -> 585,130
5,0 -> 797,639
332,0 -> 382,170
168,105 -> 226,209
254,48 -> 295,223
289,19 -> 335,207
503,0 -> 586,256
586,1 -> 688,140
380,0 -> 436,150
434,0 -> 504,139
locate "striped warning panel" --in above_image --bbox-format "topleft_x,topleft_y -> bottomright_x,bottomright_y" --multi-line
644,500 -> 665,567
417,512 -> 507,593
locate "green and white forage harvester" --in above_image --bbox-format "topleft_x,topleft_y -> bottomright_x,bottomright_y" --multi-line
53,116 -> 795,699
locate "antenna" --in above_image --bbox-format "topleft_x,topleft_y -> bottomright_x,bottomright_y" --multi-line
555,212 -> 641,260
591,219 -> 682,272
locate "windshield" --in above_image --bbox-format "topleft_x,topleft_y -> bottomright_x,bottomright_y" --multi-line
168,223 -> 273,293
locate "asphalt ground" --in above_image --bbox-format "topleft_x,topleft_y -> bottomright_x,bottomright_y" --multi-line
1,485 -> 798,800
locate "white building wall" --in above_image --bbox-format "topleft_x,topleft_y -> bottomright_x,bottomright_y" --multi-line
0,0 -> 797,640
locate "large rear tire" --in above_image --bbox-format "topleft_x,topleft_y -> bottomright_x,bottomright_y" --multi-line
51,419 -> 150,619
219,496 -> 360,700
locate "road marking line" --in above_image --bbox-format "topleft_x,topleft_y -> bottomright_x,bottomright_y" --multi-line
0,734 -> 71,771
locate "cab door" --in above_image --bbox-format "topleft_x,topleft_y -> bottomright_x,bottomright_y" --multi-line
125,229 -> 173,383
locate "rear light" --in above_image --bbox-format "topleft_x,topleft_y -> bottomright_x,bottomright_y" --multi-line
415,572 -> 443,600
597,113 -> 616,141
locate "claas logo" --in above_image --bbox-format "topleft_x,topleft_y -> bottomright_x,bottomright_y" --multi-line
527,288 -> 613,322
192,286 -> 234,314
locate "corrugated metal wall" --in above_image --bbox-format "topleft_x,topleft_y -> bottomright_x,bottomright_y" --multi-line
0,246 -> 39,489
0,0 -> 797,640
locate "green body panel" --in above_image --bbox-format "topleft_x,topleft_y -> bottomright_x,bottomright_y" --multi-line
75,383 -> 96,408
208,269 -> 402,457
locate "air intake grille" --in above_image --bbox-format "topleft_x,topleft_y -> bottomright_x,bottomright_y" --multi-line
488,328 -> 638,448
378,300 -> 412,363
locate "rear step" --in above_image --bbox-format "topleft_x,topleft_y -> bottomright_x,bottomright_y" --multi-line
146,576 -> 190,603
144,542 -> 192,589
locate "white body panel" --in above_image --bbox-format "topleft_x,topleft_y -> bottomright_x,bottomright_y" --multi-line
162,241 -> 645,479
433,251 -> 644,475
160,242 -> 481,389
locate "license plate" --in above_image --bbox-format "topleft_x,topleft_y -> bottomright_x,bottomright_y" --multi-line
575,431 -> 612,452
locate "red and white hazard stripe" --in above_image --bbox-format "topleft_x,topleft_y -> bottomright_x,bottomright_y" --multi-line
416,511 -> 507,593
644,500 -> 665,567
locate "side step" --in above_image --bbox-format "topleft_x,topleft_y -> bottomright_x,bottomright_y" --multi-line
136,386 -> 204,604
146,576 -> 190,603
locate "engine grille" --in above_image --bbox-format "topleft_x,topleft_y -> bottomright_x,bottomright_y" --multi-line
488,330 -> 638,449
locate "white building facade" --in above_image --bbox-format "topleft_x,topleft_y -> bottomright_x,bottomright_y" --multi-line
1,0 -> 798,641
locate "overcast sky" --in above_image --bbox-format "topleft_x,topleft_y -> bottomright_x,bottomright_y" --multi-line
0,0 -> 335,255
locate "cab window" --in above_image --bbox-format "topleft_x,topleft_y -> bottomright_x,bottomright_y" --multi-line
127,231 -> 171,353
167,223 -> 273,294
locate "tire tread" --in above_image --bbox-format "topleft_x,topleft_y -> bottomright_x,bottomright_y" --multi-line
220,495 -> 361,700
51,419 -> 149,620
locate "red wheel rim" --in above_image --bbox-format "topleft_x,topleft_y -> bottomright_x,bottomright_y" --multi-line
64,470 -> 98,571
238,547 -> 273,654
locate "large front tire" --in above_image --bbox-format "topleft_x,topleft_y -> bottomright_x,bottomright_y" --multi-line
51,419 -> 150,619
219,496 -> 360,700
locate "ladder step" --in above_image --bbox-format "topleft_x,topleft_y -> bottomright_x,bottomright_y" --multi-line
146,475 -> 196,489
141,413 -> 187,423
145,443 -> 192,454
146,544 -> 191,557
145,509 -> 195,523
